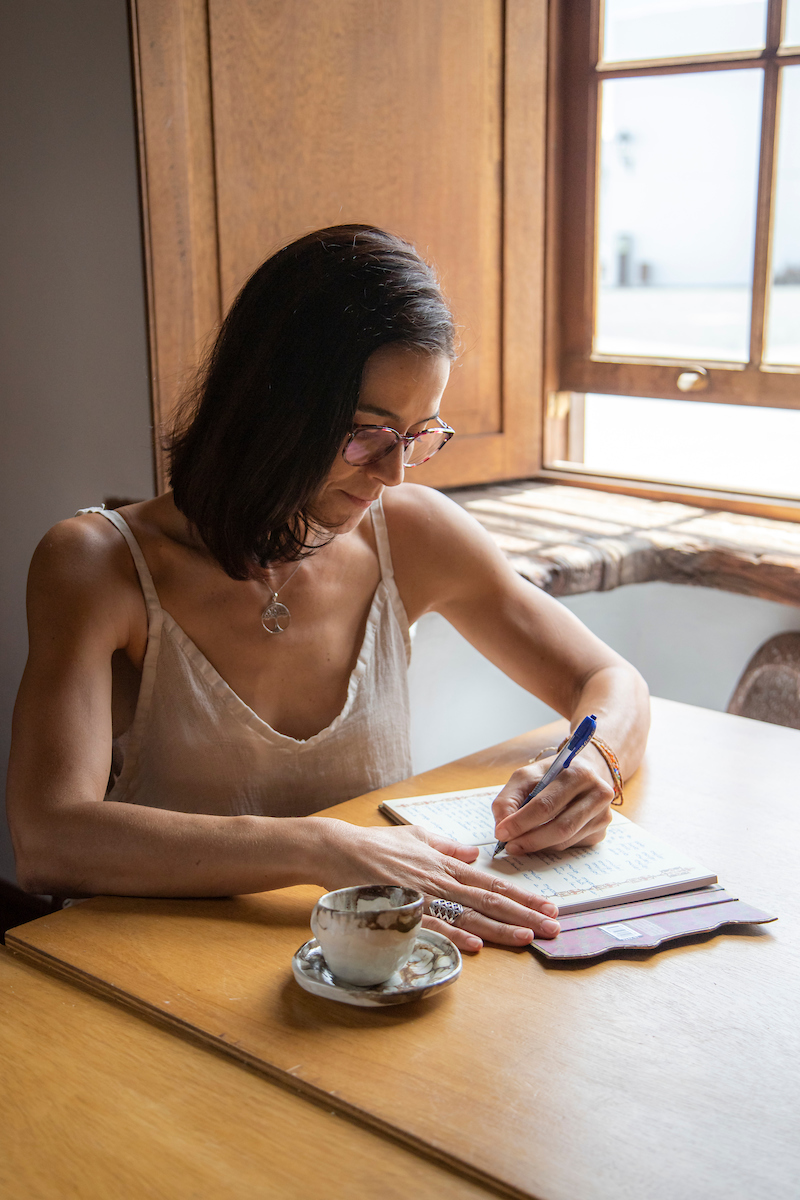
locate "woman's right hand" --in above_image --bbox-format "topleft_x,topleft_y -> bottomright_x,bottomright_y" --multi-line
317,820 -> 560,954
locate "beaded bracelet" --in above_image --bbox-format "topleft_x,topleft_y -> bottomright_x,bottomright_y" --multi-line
530,733 -> 624,805
590,735 -> 624,806
529,739 -> 568,764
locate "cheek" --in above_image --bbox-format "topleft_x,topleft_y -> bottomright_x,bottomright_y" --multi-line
319,462 -> 350,491
321,448 -> 362,488
311,460 -> 359,516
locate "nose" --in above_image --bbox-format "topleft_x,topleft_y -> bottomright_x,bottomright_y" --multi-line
366,443 -> 406,488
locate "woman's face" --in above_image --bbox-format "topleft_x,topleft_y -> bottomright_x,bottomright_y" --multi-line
311,344 -> 451,534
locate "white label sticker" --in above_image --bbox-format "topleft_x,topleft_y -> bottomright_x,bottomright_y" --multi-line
599,923 -> 642,941
637,918 -> 670,937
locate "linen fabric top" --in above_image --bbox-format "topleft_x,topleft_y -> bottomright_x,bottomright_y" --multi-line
83,502 -> 413,817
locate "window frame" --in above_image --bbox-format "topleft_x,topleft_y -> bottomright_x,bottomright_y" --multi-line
542,0 -> 800,521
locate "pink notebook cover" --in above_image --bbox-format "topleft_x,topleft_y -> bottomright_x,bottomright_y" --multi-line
529,886 -> 777,959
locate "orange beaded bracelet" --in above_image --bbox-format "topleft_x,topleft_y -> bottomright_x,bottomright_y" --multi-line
590,735 -> 624,806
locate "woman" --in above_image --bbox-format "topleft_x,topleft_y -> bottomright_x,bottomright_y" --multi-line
7,225 -> 649,954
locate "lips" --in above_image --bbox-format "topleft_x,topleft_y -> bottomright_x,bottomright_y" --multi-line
341,491 -> 380,508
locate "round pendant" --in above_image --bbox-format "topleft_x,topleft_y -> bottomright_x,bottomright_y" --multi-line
261,599 -> 291,634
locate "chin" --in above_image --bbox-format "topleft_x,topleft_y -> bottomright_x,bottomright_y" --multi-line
313,486 -> 376,527
338,510 -> 370,535
309,500 -> 368,535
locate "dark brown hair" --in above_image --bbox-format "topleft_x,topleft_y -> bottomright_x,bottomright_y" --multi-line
168,225 -> 455,579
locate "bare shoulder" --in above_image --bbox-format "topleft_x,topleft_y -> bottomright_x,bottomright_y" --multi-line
382,483 -> 506,564
27,513 -> 142,650
30,512 -> 134,592
380,484 -> 513,617
381,484 -> 482,537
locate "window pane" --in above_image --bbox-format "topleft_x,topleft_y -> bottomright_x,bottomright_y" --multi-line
595,71 -> 762,362
765,66 -> 800,364
784,0 -> 800,47
559,394 -> 800,499
603,0 -> 767,63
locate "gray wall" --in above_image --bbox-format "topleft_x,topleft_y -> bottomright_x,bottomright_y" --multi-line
409,585 -> 800,773
0,1 -> 154,881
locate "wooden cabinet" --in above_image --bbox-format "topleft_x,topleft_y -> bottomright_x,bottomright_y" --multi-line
130,0 -> 548,490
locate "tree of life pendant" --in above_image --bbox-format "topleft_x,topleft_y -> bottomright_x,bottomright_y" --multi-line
261,596 -> 291,634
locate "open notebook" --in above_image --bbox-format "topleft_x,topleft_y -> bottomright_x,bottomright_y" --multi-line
380,786 -> 775,958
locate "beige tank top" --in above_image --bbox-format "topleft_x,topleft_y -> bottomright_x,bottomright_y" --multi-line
86,502 -> 413,817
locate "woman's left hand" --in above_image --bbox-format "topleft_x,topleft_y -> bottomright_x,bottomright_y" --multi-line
491,750 -> 615,856
318,821 -> 562,954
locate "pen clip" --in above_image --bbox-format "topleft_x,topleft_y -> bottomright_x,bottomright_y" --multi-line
561,714 -> 597,768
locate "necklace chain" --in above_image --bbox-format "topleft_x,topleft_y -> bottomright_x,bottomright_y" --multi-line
264,559 -> 303,600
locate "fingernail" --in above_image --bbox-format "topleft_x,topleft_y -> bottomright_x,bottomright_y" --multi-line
541,918 -> 560,936
513,928 -> 533,943
542,902 -> 559,917
465,936 -> 482,952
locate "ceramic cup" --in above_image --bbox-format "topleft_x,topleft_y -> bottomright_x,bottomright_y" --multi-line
310,885 -> 424,986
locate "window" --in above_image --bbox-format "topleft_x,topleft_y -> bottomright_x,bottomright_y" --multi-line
546,0 -> 800,515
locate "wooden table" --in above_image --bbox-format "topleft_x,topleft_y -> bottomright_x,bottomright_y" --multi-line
0,946 -> 497,1199
6,698 -> 800,1200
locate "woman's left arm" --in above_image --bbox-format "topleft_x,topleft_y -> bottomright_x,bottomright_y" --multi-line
386,485 -> 650,853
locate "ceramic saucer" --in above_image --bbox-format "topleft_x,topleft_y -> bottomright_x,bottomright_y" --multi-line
291,929 -> 462,1007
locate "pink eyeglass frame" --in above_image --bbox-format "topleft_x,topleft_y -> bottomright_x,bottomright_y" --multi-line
342,416 -> 455,467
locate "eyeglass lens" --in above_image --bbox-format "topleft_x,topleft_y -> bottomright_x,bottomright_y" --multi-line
344,426 -> 451,467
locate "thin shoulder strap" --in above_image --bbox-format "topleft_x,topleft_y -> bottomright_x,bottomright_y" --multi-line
77,506 -> 161,617
370,495 -> 395,582
368,494 -> 411,661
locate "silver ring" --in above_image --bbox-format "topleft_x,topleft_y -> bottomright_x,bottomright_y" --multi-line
429,898 -> 464,925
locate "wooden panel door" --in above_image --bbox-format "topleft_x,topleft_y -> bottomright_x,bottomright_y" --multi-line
131,0 -> 547,491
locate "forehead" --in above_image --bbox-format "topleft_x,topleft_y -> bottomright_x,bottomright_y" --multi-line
357,345 -> 450,424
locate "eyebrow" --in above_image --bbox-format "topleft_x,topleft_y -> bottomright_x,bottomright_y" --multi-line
356,403 -> 440,424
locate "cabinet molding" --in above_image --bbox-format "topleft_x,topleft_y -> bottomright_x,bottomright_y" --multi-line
130,0 -> 548,492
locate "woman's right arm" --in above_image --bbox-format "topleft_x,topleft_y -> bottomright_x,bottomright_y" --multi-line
7,518 -> 344,898
7,519 -> 561,951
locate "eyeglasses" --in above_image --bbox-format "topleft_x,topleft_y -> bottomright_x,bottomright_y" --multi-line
342,416 -> 454,468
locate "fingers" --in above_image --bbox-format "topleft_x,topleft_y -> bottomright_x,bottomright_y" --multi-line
454,907 -> 551,947
503,797 -> 613,857
456,883 -> 561,939
432,863 -> 562,942
533,807 -> 614,853
422,895 -> 561,952
426,834 -> 480,864
494,761 -> 615,853
421,913 -> 483,953
443,854 -> 559,913
491,761 -> 557,825
491,762 -> 566,833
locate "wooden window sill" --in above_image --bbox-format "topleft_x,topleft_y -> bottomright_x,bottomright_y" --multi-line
447,482 -> 800,607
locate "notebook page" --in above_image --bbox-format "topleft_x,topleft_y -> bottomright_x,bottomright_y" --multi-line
380,786 -> 503,846
477,816 -> 716,914
380,789 -> 716,915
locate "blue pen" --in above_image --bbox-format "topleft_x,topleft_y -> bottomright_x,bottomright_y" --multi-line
491,714 -> 598,857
